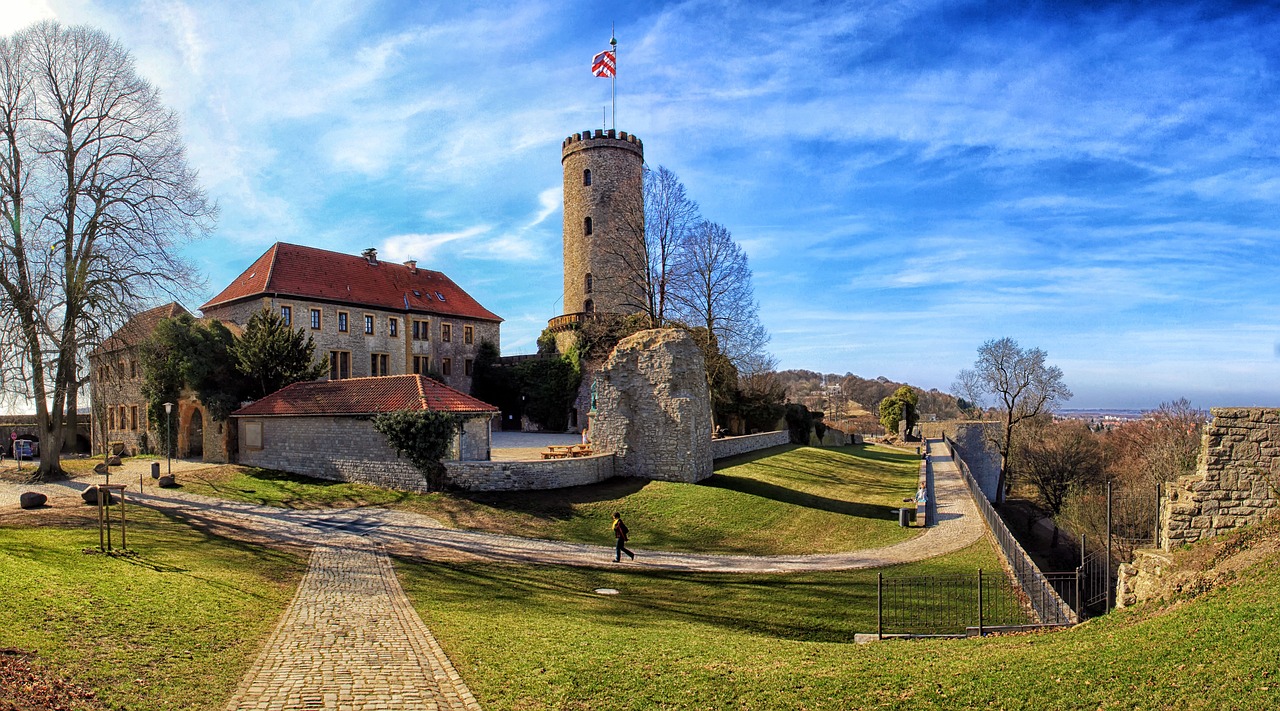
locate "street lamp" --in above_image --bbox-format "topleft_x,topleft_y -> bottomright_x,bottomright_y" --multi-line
163,402 -> 174,477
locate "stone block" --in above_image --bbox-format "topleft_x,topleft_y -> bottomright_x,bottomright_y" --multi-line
19,492 -> 47,509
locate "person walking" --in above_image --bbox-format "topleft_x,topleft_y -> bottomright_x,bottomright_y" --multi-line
612,512 -> 635,562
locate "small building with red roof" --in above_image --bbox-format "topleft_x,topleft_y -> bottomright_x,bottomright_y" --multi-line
232,374 -> 500,492
200,242 -> 501,395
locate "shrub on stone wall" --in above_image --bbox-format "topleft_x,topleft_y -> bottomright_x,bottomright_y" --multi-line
784,404 -> 813,445
372,410 -> 462,490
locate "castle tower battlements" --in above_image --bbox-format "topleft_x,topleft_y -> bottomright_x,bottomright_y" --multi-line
559,129 -> 645,322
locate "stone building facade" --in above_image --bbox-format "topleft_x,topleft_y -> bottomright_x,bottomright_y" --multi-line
232,375 -> 499,492
88,302 -> 226,460
589,328 -> 713,483
201,243 -> 502,395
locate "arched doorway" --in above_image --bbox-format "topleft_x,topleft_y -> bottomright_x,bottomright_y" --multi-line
187,408 -> 204,459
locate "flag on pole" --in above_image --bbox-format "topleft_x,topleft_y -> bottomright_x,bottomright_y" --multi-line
592,49 -> 616,78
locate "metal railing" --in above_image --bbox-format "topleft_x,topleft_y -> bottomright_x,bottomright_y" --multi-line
941,436 -> 1079,625
876,570 -> 1034,638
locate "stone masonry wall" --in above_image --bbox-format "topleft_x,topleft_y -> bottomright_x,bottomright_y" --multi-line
590,328 -> 713,483
711,431 -> 790,460
237,416 -> 432,492
444,454 -> 616,491
949,422 -> 1002,502
1162,407 -> 1280,549
561,130 -> 644,316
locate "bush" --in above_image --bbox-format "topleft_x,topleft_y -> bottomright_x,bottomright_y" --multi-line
784,404 -> 814,445
372,410 -> 462,490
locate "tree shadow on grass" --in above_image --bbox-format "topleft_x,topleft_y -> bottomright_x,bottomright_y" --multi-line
700,475 -> 900,521
454,477 -> 649,522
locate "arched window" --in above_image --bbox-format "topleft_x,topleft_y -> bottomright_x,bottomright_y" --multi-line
583,169 -> 592,186
584,273 -> 593,294
584,216 -> 593,236
584,299 -> 594,314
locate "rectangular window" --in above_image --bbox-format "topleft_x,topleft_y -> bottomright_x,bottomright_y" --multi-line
108,408 -> 116,430
244,421 -> 263,451
364,314 -> 374,334
119,406 -> 127,431
464,358 -> 474,376
413,319 -> 430,341
413,355 -> 429,374
389,318 -> 399,337
337,311 -> 349,332
464,325 -> 474,344
281,305 -> 291,326
441,323 -> 452,343
310,308 -> 321,330
129,405 -> 138,431
329,350 -> 351,380
129,360 -> 138,379
442,357 -> 452,376
370,353 -> 390,376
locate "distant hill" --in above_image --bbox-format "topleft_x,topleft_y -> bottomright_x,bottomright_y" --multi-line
776,370 -> 964,422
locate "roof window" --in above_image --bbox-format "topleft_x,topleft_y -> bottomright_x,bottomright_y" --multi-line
436,292 -> 446,301
412,290 -> 421,297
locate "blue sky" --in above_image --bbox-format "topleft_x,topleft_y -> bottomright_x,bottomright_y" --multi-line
7,1 -> 1279,409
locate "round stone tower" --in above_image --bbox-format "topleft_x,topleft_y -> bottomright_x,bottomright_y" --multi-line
559,128 -> 644,318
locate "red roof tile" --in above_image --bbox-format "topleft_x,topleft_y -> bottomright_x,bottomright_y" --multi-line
231,375 -> 499,417
199,243 -> 502,322
93,302 -> 191,356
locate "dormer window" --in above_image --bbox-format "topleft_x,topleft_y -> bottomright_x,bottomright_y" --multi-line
584,216 -> 593,236
583,169 -> 592,186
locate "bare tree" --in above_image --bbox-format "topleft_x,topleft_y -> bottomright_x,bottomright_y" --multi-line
669,220 -> 769,371
954,337 -> 1072,504
1017,420 -> 1105,547
0,22 -> 214,480
606,164 -> 701,326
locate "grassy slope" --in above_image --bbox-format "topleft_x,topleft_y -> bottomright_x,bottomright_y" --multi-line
0,506 -> 303,711
178,444 -> 923,555
400,530 -> 1280,710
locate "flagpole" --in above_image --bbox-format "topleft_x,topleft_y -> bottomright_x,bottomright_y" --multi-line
610,32 -> 617,131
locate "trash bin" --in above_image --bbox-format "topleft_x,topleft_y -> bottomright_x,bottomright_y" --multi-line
151,462 -> 160,479
909,506 -> 917,524
898,507 -> 911,527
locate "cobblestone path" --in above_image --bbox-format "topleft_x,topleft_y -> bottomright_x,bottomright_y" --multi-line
224,540 -> 480,711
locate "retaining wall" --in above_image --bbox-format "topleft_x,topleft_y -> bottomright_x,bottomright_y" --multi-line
444,454 -> 616,491
711,430 -> 790,460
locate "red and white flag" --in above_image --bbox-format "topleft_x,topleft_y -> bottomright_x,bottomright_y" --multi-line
592,49 -> 615,78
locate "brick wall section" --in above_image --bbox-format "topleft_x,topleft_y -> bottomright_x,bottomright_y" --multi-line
236,415 -> 491,493
1162,407 -> 1280,548
444,454 -> 616,491
711,431 -> 790,460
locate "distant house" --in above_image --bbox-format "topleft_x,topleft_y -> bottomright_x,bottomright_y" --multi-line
231,374 -> 499,492
200,243 -> 502,394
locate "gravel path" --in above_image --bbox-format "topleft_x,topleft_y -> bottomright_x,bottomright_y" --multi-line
58,440 -> 986,573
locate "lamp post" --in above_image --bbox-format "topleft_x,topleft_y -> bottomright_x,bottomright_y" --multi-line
163,402 -> 174,478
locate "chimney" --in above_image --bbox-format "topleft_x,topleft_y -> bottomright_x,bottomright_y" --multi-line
403,259 -> 417,274
361,248 -> 378,265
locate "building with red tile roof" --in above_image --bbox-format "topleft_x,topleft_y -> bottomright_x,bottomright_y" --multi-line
233,375 -> 499,418
200,242 -> 502,394
232,375 -> 500,490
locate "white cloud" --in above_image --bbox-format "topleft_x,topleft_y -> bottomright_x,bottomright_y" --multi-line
381,226 -> 491,263
0,0 -> 54,34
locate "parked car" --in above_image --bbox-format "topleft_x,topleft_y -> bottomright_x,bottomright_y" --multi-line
13,439 -> 38,458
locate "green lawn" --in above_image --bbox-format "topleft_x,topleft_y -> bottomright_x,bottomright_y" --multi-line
0,505 -> 304,711
399,536 -> 1280,710
178,444 -> 923,555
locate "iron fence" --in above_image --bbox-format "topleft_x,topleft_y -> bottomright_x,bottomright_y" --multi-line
876,570 -> 1033,637
941,436 -> 1079,625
